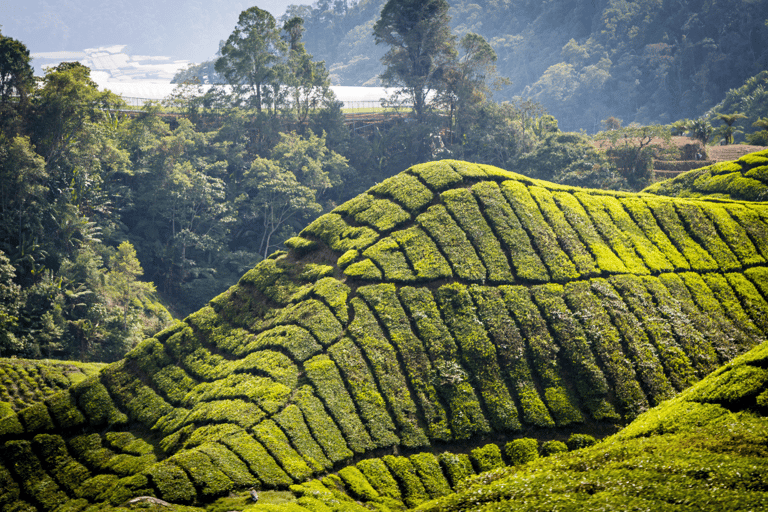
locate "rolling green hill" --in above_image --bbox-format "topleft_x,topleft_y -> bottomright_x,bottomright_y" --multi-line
1,160 -> 767,511
644,149 -> 768,202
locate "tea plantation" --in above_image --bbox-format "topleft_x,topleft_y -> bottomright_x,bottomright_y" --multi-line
1,159 -> 767,511
644,148 -> 768,201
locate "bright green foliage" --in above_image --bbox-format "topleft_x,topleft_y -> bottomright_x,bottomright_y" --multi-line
437,452 -> 475,489
408,161 -> 464,191
240,325 -> 322,361
531,284 -> 616,420
643,198 -> 719,271
399,286 -> 490,439
410,452 -> 452,498
2,159 -> 768,511
253,419 -> 313,481
473,181 -> 549,281
359,284 -> 450,440
382,455 -> 430,508
293,386 -> 353,464
338,466 -> 379,501
611,275 -> 697,391
435,283 -> 521,432
566,433 -> 596,450
501,180 -> 578,280
442,188 -> 514,281
347,298 -> 428,447
370,173 -> 434,212
470,285 -> 553,427
529,186 -> 598,276
576,192 -> 649,274
505,438 -> 539,466
563,280 -> 649,419
328,338 -> 399,448
144,461 -> 197,503
644,149 -> 768,201
500,285 -> 582,425
339,195 -> 411,232
540,440 -> 568,456
356,459 -> 402,500
391,227 -> 452,280
362,237 -> 417,281
619,196 -> 690,270
470,444 -> 505,473
591,278 -> 674,405
676,202 -> 741,271
342,259 -> 382,280
416,205 -> 486,280
220,431 -> 292,488
303,355 -> 373,453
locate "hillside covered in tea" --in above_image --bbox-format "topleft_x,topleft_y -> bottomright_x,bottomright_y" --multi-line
1,160 -> 768,511
644,149 -> 768,202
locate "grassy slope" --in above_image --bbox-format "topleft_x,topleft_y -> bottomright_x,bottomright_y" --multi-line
1,160 -> 767,511
644,149 -> 768,201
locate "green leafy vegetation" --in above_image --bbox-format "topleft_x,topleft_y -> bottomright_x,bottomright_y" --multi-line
0,158 -> 767,511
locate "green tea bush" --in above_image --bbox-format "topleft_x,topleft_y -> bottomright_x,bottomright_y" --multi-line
370,172 -> 434,213
293,386 -> 353,464
303,354 -> 373,453
437,452 -> 475,489
356,458 -> 401,500
566,433 -> 596,450
505,438 -> 539,465
435,283 -> 521,432
338,466 -> 379,501
399,286 -> 490,439
327,337 -> 400,448
417,205 -> 486,281
347,298 -> 428,447
144,461 -> 197,503
360,283 -> 450,440
410,452 -> 451,498
274,405 -> 332,472
362,237 -> 417,281
253,419 -> 313,481
382,455 -> 429,508
540,440 -> 568,456
442,188 -> 514,282
675,202 -> 740,271
471,444 -> 505,472
529,186 -> 597,276
501,180 -> 578,281
408,161 -> 464,191
392,226 -> 452,280
473,181 -> 549,281
643,198 -> 719,271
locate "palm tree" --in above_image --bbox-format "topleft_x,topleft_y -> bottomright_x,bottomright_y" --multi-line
715,112 -> 747,145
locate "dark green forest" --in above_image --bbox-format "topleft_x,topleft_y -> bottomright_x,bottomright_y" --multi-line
2,0 -> 768,363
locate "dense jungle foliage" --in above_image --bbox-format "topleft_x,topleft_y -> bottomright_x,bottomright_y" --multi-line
0,159 -> 767,511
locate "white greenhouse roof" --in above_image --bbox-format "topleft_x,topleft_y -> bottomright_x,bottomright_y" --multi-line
97,81 -> 397,108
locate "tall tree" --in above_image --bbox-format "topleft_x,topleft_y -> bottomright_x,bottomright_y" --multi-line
0,32 -> 34,133
215,6 -> 287,112
373,0 -> 457,124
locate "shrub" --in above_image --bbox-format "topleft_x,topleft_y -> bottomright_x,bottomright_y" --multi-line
471,444 -> 505,472
505,438 -> 539,466
540,440 -> 568,456
566,433 -> 596,450
338,466 -> 379,501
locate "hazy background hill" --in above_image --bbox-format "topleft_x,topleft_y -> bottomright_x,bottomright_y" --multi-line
290,0 -> 768,131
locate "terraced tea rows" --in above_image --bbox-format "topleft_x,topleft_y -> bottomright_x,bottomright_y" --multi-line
644,148 -> 768,201
0,359 -> 105,412
1,160 -> 767,511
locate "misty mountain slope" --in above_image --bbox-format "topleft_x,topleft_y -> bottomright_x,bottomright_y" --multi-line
1,160 -> 768,510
